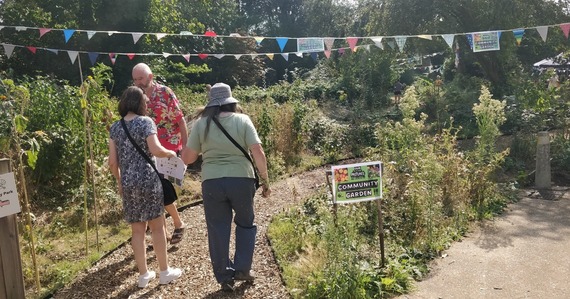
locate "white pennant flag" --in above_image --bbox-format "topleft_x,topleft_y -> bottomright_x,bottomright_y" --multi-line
281,53 -> 289,61
15,26 -> 27,31
234,54 -> 242,60
395,36 -> 407,52
214,54 -> 224,59
132,33 -> 143,44
162,52 -> 171,58
156,33 -> 167,41
2,44 -> 15,58
0,26 -> 4,31
108,31 -> 118,36
295,52 -> 303,57
536,26 -> 549,42
67,51 -> 79,64
371,37 -> 383,49
87,31 -> 96,40
441,34 -> 455,48
324,38 -> 335,50
364,45 -> 370,52
418,35 -> 432,40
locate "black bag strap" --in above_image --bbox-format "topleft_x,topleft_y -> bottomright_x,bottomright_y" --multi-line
212,117 -> 259,178
120,118 -> 161,178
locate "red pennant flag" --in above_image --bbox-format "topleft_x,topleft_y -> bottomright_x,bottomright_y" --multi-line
26,46 -> 37,54
39,28 -> 51,38
198,53 -> 208,60
109,53 -> 117,65
204,30 -> 217,37
346,37 -> 359,52
127,53 -> 136,60
183,54 -> 191,63
560,23 -> 570,39
324,50 -> 331,58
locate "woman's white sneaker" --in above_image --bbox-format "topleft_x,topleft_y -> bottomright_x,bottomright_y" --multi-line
138,271 -> 156,288
159,267 -> 182,285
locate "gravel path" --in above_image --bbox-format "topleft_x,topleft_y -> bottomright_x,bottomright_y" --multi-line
52,167 -> 330,299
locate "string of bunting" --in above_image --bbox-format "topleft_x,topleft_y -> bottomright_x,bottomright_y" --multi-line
1,22 -> 569,65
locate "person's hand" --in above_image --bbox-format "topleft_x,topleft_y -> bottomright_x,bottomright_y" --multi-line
167,150 -> 177,158
261,184 -> 271,198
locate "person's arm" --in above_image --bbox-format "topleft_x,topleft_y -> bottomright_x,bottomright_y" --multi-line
179,117 -> 188,149
147,134 -> 177,158
250,143 -> 271,198
180,146 -> 200,164
108,138 -> 122,196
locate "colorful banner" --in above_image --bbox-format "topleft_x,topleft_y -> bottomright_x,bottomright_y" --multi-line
472,31 -> 500,52
297,38 -> 324,53
331,161 -> 382,204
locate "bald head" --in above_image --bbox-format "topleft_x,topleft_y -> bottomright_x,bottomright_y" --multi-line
132,63 -> 153,90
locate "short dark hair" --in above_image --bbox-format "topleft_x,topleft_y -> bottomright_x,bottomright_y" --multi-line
118,86 -> 147,117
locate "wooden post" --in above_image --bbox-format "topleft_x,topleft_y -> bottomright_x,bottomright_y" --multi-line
325,170 -> 337,225
375,198 -> 385,267
0,159 -> 26,299
535,131 -> 551,190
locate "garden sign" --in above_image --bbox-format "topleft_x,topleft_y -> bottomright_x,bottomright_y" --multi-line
331,161 -> 382,204
0,172 -> 20,218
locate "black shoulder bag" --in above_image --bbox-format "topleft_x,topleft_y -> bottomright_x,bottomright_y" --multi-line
120,118 -> 178,205
212,117 -> 261,190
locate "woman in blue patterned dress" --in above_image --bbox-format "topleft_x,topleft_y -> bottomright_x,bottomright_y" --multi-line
108,86 -> 182,288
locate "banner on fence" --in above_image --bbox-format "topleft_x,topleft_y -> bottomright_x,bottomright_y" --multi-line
297,38 -> 325,53
331,161 -> 382,204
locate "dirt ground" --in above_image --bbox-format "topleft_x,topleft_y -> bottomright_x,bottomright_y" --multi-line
398,188 -> 570,299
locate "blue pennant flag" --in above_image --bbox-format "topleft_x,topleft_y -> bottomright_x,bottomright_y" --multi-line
276,38 -> 289,52
310,52 -> 318,61
88,52 -> 99,65
63,29 -> 75,43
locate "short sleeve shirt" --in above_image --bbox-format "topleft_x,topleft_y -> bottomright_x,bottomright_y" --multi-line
187,113 -> 261,181
146,83 -> 184,151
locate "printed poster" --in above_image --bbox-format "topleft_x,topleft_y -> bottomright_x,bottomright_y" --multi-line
0,172 -> 21,218
472,32 -> 500,52
297,38 -> 325,53
331,161 -> 382,204
156,157 -> 186,187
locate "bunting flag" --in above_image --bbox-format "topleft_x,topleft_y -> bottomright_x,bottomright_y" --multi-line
276,38 -> 289,52
3,44 -> 15,58
346,37 -> 359,52
364,45 -> 371,52
295,52 -> 303,58
109,53 -> 116,65
87,31 -> 96,40
387,40 -> 396,49
338,48 -> 345,55
39,28 -> 51,38
45,49 -> 58,55
156,33 -> 167,41
234,54 -> 242,60
418,35 -> 432,40
229,33 -> 241,37
214,54 -> 224,59
267,53 -> 274,60
126,53 -> 135,60
324,38 -> 335,50
371,37 -> 383,49
0,26 -> 4,31
132,33 -> 143,44
466,34 -> 474,50
180,31 -> 192,35
15,26 -> 26,31
63,30 -> 75,43
281,53 -> 289,61
442,34 -> 455,48
88,52 -> 99,65
254,37 -> 264,46
512,29 -> 525,46
324,50 -> 331,58
183,54 -> 190,62
560,23 -> 570,39
536,26 -> 548,42
67,51 -> 78,64
198,53 -> 208,60
26,46 -> 37,54
310,52 -> 318,61
204,30 -> 217,37
162,52 -> 171,58
108,31 -> 118,36
395,36 -> 407,52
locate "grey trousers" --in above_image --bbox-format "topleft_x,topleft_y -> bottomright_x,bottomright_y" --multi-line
202,177 -> 257,283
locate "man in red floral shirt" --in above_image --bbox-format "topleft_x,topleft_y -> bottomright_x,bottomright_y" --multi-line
132,63 -> 187,244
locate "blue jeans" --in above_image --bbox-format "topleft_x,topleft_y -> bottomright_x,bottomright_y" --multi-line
202,177 -> 257,283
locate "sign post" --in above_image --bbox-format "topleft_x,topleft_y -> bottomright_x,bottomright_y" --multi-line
0,158 -> 25,299
330,161 -> 385,267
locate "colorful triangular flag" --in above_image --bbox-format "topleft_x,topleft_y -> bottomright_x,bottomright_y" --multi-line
267,54 -> 274,60
132,33 -> 143,44
395,36 -> 407,52
183,54 -> 190,63
214,54 -> 224,59
561,23 -> 570,39
276,38 -> 289,52
281,53 -> 289,61
198,53 -> 208,60
536,26 -> 548,42
156,33 -> 167,41
15,26 -> 26,31
109,53 -> 117,65
39,28 -> 51,38
512,29 -> 525,46
2,44 -> 15,58
26,46 -> 37,54
127,53 -> 135,60
346,37 -> 359,52
310,52 -> 318,61
324,50 -> 331,58
67,51 -> 79,64
204,30 -> 217,37
63,29 -> 75,43
371,37 -> 384,49
387,40 -> 396,49
45,49 -> 58,55
234,55 -> 242,60
441,34 -> 455,48
88,52 -> 99,65
254,37 -> 264,46
87,31 -> 96,40
324,38 -> 335,50
162,52 -> 171,58
418,35 -> 432,40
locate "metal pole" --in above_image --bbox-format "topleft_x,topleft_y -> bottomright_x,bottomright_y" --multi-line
535,131 -> 551,190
